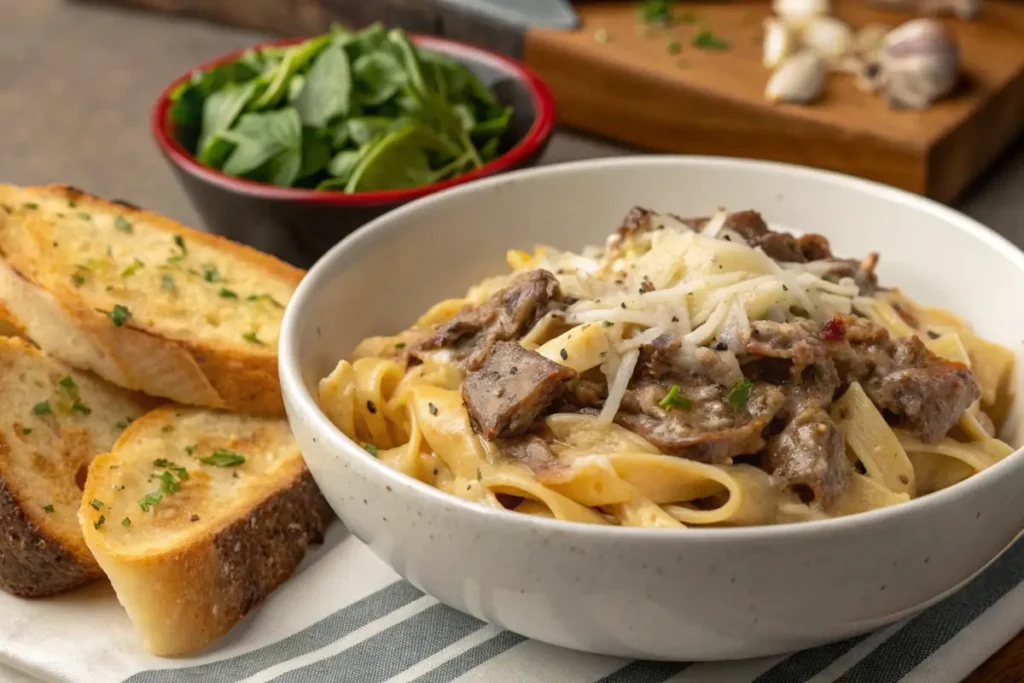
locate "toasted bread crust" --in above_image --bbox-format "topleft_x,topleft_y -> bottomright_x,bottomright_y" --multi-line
0,471 -> 102,597
80,407 -> 333,655
0,184 -> 304,415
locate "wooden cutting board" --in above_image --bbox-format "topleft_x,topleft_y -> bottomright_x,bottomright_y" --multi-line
523,0 -> 1024,202
77,0 -> 1024,201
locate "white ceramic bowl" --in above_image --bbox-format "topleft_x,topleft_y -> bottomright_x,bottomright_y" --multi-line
279,157 -> 1024,661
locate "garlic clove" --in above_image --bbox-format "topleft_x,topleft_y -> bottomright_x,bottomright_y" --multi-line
801,16 -> 855,61
879,18 -> 960,109
773,0 -> 830,27
765,50 -> 828,103
763,18 -> 798,68
853,23 -> 891,61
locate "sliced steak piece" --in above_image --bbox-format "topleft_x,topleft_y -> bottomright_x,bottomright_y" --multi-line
765,405 -> 848,505
746,319 -> 826,375
636,335 -> 743,388
614,378 -> 786,462
863,337 -> 979,442
416,269 -> 569,370
822,317 -> 980,442
462,342 -> 577,440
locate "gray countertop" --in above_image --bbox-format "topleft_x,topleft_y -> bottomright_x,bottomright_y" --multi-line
2,0 -> 1022,244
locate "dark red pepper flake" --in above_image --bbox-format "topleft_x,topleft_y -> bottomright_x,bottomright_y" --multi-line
366,400 -> 377,414
821,316 -> 846,341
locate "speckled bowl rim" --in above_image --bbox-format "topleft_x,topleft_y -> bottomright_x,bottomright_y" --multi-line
280,155 -> 1024,542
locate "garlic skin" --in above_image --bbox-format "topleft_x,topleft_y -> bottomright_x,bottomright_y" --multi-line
801,17 -> 855,61
763,18 -> 798,68
877,18 -> 960,109
765,51 -> 828,103
773,0 -> 830,26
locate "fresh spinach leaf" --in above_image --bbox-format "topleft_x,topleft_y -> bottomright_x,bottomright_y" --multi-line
343,23 -> 388,59
250,34 -> 332,112
299,127 -> 333,179
346,117 -> 399,146
287,74 -> 305,103
471,105 -> 512,138
264,148 -> 303,187
198,80 -> 257,158
326,149 -> 364,184
296,44 -> 351,127
478,137 -> 501,163
221,108 -> 302,179
169,60 -> 260,129
352,51 -> 406,106
385,29 -> 426,94
345,124 -> 433,192
452,103 -> 475,131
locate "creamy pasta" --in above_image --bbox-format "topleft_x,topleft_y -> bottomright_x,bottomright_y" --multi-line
317,207 -> 1016,527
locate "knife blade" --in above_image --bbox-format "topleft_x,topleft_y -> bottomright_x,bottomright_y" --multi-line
439,0 -> 581,30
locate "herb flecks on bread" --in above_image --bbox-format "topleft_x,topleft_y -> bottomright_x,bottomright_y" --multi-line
79,406 -> 333,656
0,185 -> 304,414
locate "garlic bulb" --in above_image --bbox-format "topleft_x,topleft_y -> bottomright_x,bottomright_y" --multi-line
877,18 -> 960,109
773,0 -> 830,26
763,18 -> 797,68
765,51 -> 828,103
801,17 -> 854,61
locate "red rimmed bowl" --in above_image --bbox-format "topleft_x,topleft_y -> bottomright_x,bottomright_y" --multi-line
152,35 -> 556,268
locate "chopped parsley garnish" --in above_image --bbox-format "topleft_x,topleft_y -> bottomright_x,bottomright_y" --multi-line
692,28 -> 729,50
78,211 -> 91,220
21,428 -> 31,435
242,331 -> 263,345
115,417 -> 133,430
726,377 -> 753,410
90,499 -> 103,510
120,258 -> 145,278
42,504 -> 54,513
122,517 -> 131,527
173,234 -> 187,256
394,342 -> 406,350
639,0 -> 674,26
363,443 -> 378,457
71,273 -> 86,287
154,458 -> 170,467
97,305 -> 131,326
667,39 -> 682,54
23,202 -> 38,210
139,491 -> 163,512
185,444 -> 197,455
219,288 -> 238,299
33,400 -> 52,416
158,470 -> 181,494
114,215 -> 134,233
58,375 -> 77,390
658,384 -> 693,411
161,274 -> 176,292
71,400 -> 91,415
93,515 -> 105,529
202,264 -> 222,282
199,449 -> 246,467
161,424 -> 174,432
247,293 -> 283,308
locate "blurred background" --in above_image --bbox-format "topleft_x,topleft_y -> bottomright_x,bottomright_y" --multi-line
0,0 -> 1021,238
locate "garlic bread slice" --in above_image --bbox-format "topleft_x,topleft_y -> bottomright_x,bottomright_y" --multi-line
79,406 -> 333,656
0,336 -> 149,597
0,184 -> 304,415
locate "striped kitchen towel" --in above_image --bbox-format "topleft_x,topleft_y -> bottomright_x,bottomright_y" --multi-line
1,525 -> 1022,683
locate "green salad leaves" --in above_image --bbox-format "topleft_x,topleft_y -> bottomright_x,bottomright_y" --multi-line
168,24 -> 513,193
